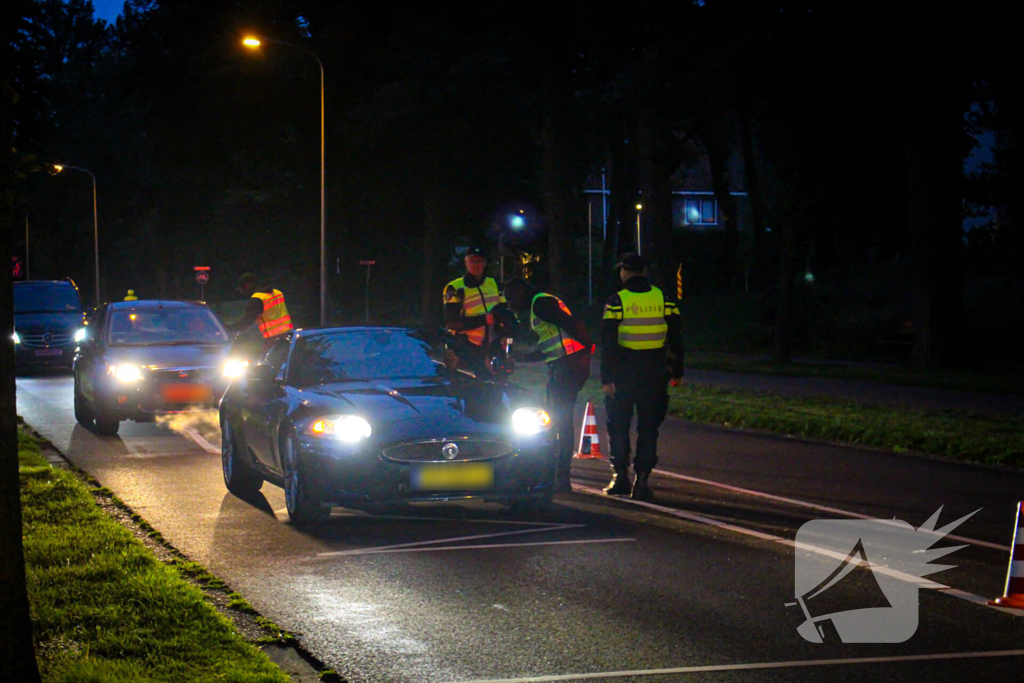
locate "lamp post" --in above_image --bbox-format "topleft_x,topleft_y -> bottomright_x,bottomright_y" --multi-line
635,203 -> 643,255
51,164 -> 100,305
243,35 -> 327,326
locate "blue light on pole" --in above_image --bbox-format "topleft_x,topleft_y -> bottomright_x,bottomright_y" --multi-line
509,214 -> 525,230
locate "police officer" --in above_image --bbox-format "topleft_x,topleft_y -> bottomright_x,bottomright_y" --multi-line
443,246 -> 516,373
225,273 -> 294,353
600,253 -> 682,502
504,278 -> 593,494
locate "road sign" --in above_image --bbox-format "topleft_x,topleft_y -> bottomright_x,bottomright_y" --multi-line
196,271 -> 209,285
359,260 -> 376,266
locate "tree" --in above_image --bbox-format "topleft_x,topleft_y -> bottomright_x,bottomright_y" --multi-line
1,0 -> 44,677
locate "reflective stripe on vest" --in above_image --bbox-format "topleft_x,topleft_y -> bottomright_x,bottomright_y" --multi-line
252,290 -> 293,338
617,288 -> 667,350
445,277 -> 503,346
531,293 -> 586,362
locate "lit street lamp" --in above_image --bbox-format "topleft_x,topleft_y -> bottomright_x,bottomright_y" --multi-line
243,35 -> 327,326
635,203 -> 643,255
51,164 -> 100,305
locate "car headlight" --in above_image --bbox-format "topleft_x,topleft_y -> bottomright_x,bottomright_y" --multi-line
12,331 -> 20,344
222,359 -> 249,378
308,415 -> 372,443
109,364 -> 143,382
74,328 -> 87,342
512,407 -> 552,435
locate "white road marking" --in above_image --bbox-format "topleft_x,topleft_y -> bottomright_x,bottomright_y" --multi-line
317,524 -> 586,557
573,484 -> 1024,617
652,469 -> 1010,552
182,426 -> 220,454
329,537 -> 636,556
443,649 -> 1024,683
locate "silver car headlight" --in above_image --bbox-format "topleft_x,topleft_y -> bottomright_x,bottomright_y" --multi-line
109,364 -> 143,383
222,359 -> 249,378
307,415 -> 372,443
512,407 -> 552,435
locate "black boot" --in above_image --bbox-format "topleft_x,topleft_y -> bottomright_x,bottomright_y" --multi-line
603,467 -> 632,495
631,471 -> 654,502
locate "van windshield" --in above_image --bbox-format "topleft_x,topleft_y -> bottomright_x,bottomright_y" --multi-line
14,284 -> 83,313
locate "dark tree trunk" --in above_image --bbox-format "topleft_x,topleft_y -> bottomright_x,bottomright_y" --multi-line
637,104 -> 677,293
1,2 -> 43,678
420,185 -> 446,331
541,106 -> 574,299
907,40 -> 965,368
772,220 -> 799,364
738,99 -> 769,292
706,140 -> 740,293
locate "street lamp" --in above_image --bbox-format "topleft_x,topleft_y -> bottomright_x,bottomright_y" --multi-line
243,35 -> 327,326
635,203 -> 643,255
500,210 -> 526,281
51,164 -> 100,305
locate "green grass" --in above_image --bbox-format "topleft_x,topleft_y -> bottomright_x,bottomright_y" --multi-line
18,430 -> 290,683
511,360 -> 1024,468
686,351 -> 1024,396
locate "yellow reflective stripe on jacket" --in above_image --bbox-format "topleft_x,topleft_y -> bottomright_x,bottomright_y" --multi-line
531,293 -> 586,362
252,290 -> 293,338
444,277 -> 504,346
617,288 -> 667,349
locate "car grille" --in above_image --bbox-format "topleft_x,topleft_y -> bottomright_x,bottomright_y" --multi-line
150,366 -> 220,383
19,332 -> 73,348
382,439 -> 513,463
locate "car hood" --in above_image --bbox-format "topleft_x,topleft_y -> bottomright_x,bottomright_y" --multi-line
14,311 -> 85,333
103,344 -> 230,370
292,378 -> 537,442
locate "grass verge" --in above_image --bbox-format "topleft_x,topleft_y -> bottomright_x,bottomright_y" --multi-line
686,351 -> 1024,396
512,363 -> 1024,468
17,429 -> 292,683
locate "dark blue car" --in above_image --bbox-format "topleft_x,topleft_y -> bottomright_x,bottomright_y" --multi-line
13,279 -> 87,372
73,300 -> 233,436
219,327 -> 558,524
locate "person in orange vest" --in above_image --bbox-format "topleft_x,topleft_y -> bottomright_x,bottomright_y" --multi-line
504,278 -> 593,494
443,246 -> 516,373
226,273 -> 294,351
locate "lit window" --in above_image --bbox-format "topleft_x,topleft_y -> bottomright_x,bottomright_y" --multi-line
680,197 -> 717,226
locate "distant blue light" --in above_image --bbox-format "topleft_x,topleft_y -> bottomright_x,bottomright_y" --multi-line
509,215 -> 526,230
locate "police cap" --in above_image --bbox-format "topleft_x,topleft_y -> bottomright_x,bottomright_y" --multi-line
465,246 -> 488,259
616,252 -> 646,272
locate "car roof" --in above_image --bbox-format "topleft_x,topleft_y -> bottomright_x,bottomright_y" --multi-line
294,326 -> 412,338
15,279 -> 78,288
107,300 -> 210,310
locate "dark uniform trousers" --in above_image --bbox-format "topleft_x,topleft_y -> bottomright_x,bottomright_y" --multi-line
604,352 -> 669,474
547,350 -> 591,481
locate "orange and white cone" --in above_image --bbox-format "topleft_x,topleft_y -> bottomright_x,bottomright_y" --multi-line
573,402 -> 604,459
990,502 -> 1024,609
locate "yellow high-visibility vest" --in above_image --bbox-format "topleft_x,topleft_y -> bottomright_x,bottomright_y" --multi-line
531,293 -> 586,362
443,276 -> 504,346
603,286 -> 678,350
252,289 -> 293,338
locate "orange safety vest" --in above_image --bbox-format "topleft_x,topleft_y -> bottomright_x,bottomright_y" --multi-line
252,289 -> 293,338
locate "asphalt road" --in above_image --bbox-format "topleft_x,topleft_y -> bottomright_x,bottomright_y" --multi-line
16,374 -> 1024,683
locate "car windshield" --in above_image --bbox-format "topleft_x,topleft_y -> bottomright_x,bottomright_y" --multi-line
107,308 -> 229,346
14,284 -> 82,313
290,330 -> 441,385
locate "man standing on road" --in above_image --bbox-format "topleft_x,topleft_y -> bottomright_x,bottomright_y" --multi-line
600,253 -> 683,502
504,278 -> 594,494
225,273 -> 294,354
443,246 -> 516,373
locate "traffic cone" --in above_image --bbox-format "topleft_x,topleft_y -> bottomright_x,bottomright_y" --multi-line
989,502 -> 1024,609
573,402 -> 604,459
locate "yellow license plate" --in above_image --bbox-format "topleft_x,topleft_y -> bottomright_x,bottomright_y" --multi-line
161,383 -> 212,403
412,463 -> 494,491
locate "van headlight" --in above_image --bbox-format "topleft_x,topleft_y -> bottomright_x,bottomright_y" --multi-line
512,408 -> 552,435
109,364 -> 143,382
12,331 -> 20,344
222,359 -> 249,378
308,415 -> 372,443
74,328 -> 87,342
